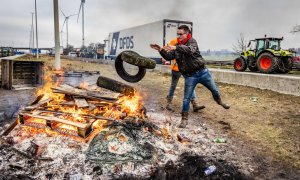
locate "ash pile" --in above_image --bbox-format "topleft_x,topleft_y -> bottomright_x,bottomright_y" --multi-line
0,74 -> 246,179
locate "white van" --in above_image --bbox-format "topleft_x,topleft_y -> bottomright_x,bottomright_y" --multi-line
68,52 -> 77,57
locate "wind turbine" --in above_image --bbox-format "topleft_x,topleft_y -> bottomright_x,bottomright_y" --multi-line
77,0 -> 85,48
61,9 -> 77,48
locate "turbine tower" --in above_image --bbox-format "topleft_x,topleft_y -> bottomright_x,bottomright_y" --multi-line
77,0 -> 85,48
60,30 -> 64,47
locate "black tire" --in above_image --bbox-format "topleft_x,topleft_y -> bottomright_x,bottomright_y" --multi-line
121,50 -> 156,69
296,62 -> 300,70
97,76 -> 136,96
248,66 -> 258,72
277,57 -> 293,73
233,57 -> 247,71
257,53 -> 279,74
115,52 -> 147,83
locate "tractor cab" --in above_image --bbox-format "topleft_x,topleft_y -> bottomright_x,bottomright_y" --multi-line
247,37 -> 283,55
256,37 -> 282,55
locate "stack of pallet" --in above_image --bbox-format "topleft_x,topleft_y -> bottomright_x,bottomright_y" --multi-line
17,84 -> 122,139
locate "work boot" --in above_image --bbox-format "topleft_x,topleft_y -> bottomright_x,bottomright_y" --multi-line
216,98 -> 230,109
179,112 -> 189,128
166,97 -> 174,111
191,100 -> 205,112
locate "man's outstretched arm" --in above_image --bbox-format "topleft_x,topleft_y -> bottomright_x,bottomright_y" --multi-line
150,44 -> 175,60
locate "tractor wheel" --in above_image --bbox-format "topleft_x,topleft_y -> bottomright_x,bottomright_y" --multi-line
115,52 -> 147,83
248,66 -> 258,72
233,57 -> 247,71
277,57 -> 293,73
257,53 -> 279,74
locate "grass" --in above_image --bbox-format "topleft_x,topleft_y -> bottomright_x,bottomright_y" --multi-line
289,70 -> 300,75
207,64 -> 234,69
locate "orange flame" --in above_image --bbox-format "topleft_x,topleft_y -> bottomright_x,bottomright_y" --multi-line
117,94 -> 143,116
21,72 -> 145,142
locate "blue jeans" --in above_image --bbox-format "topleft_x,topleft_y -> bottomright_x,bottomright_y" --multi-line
168,70 -> 196,101
182,69 -> 220,112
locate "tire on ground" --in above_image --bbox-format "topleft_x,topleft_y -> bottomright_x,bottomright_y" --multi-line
248,66 -> 258,72
234,57 -> 247,71
121,50 -> 156,69
115,52 -> 147,83
277,57 -> 293,73
257,53 -> 279,74
97,76 -> 136,96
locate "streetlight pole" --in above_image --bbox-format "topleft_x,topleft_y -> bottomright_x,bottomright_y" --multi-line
53,0 -> 61,70
34,0 -> 39,58
30,12 -> 34,52
82,0 -> 85,47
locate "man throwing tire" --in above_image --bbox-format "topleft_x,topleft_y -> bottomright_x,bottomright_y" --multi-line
163,38 -> 204,112
150,25 -> 230,128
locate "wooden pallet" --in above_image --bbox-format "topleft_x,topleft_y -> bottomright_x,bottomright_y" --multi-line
1,59 -> 44,89
19,111 -> 93,138
13,84 -> 121,139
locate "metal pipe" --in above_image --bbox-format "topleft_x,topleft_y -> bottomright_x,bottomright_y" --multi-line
53,0 -> 61,70
35,0 -> 39,58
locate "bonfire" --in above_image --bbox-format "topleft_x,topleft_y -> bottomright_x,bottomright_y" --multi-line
0,72 -> 245,179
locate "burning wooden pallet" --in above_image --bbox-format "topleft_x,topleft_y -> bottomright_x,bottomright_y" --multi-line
4,82 -> 145,140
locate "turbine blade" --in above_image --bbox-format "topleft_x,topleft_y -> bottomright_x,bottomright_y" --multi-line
61,19 -> 66,30
60,9 -> 66,17
77,3 -> 82,22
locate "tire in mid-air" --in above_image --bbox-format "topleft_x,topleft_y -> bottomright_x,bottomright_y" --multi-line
234,57 -> 247,71
257,53 -> 279,74
115,51 -> 147,83
121,50 -> 156,69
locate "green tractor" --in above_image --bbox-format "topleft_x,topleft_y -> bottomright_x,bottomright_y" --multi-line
234,37 -> 293,74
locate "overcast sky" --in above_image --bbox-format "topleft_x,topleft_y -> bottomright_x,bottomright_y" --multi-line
1,0 -> 300,51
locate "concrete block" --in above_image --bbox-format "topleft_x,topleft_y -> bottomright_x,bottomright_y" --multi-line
209,69 -> 300,96
81,59 -> 300,96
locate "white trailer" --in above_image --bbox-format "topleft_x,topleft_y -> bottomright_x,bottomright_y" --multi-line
106,19 -> 193,63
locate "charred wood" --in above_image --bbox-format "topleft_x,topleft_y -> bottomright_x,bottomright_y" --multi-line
97,76 -> 136,96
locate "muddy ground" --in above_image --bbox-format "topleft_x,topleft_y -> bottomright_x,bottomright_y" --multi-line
0,56 -> 299,179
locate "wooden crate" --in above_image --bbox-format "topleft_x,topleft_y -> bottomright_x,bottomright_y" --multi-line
1,59 -> 44,89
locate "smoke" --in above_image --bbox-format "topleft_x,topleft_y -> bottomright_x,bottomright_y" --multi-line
1,0 -> 300,49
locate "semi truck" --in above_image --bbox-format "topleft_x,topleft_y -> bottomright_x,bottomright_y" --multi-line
106,19 -> 193,63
